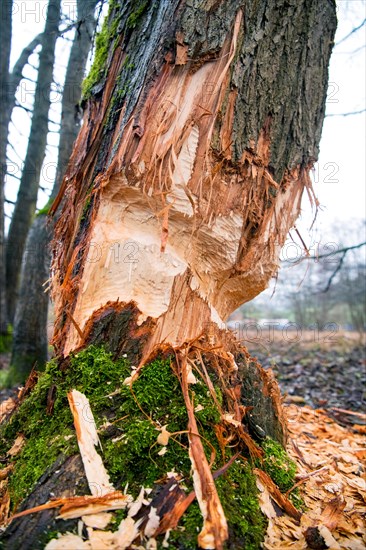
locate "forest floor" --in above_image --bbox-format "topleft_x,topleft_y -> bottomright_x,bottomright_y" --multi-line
243,330 -> 365,415
1,331 -> 365,413
241,331 -> 366,549
0,332 -> 365,549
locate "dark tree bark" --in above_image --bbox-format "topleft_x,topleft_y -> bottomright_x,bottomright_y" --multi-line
9,0 -> 99,383
5,0 -> 61,324
1,1 -> 337,548
0,28 -> 46,336
0,0 -> 13,335
8,215 -> 51,382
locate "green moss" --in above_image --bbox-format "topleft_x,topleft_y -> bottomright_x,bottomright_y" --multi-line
1,346 -> 268,547
216,461 -> 267,549
0,359 -> 76,507
81,0 -> 124,99
0,325 -> 12,354
82,16 -> 110,98
169,463 -> 266,550
100,357 -> 192,496
37,530 -> 61,547
261,437 -> 297,493
109,508 -> 127,532
81,0 -> 147,99
126,0 -> 148,29
0,346 -> 129,508
168,502 -> 202,549
36,198 -> 52,217
288,488 -> 305,510
99,357 -> 266,548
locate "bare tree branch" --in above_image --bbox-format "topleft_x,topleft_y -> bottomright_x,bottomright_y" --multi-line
322,250 -> 347,292
281,241 -> 366,265
336,44 -> 366,55
335,17 -> 366,47
314,241 -> 366,260
326,108 -> 366,117
10,34 -> 43,99
9,21 -> 79,101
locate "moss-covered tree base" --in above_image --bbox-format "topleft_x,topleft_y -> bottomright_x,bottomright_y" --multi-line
0,342 -> 298,549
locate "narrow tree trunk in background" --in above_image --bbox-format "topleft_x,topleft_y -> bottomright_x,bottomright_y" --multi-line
0,29 -> 44,336
1,1 -> 336,548
5,0 -> 61,324
0,0 -> 13,335
9,0 -> 99,383
9,215 -> 51,381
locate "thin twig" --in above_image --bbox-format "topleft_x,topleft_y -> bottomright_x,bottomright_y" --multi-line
322,250 -> 347,292
335,18 -> 366,47
326,108 -> 366,117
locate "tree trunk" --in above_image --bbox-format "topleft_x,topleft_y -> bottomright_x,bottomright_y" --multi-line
5,0 -> 61,324
0,0 -> 12,335
8,215 -> 51,382
1,1 -> 337,548
51,0 -> 336,359
0,27 -> 44,335
9,0 -> 99,384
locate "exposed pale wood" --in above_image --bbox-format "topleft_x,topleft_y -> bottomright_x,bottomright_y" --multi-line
179,350 -> 228,549
67,390 -> 114,496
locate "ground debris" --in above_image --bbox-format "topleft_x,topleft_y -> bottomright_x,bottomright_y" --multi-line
259,405 -> 366,549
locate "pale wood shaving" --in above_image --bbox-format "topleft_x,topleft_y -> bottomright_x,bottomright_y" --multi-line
0,397 -> 17,424
67,390 -> 114,496
7,434 -> 25,457
81,512 -> 112,529
179,350 -> 228,549
45,532 -> 90,549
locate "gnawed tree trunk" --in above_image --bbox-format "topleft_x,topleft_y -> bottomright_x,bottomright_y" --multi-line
0,1 -> 336,548
50,0 -> 335,359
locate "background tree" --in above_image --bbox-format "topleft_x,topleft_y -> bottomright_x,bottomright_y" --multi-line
5,0 -> 62,324
0,0 -> 336,548
9,0 -> 99,383
0,0 -> 13,336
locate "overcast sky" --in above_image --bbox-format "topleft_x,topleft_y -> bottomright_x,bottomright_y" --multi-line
5,0 -> 366,250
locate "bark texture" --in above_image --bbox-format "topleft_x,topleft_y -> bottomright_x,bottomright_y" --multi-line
5,0 -> 61,323
0,1 -> 337,548
0,27 -> 45,334
9,214 -> 51,382
51,0 -> 336,358
10,0 -> 99,382
0,0 -> 12,334
0,455 -> 88,550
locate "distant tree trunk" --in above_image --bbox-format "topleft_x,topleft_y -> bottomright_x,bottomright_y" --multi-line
1,1 -> 336,548
1,11 -> 51,337
0,0 -> 12,335
5,0 -> 61,324
9,0 -> 99,383
8,215 -> 51,381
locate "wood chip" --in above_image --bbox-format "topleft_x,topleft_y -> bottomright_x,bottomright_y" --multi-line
0,397 -> 17,424
67,390 -> 114,496
179,351 -> 228,549
45,533 -> 90,549
7,434 -> 25,457
81,512 -> 112,529
114,516 -> 142,549
261,405 -> 366,549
